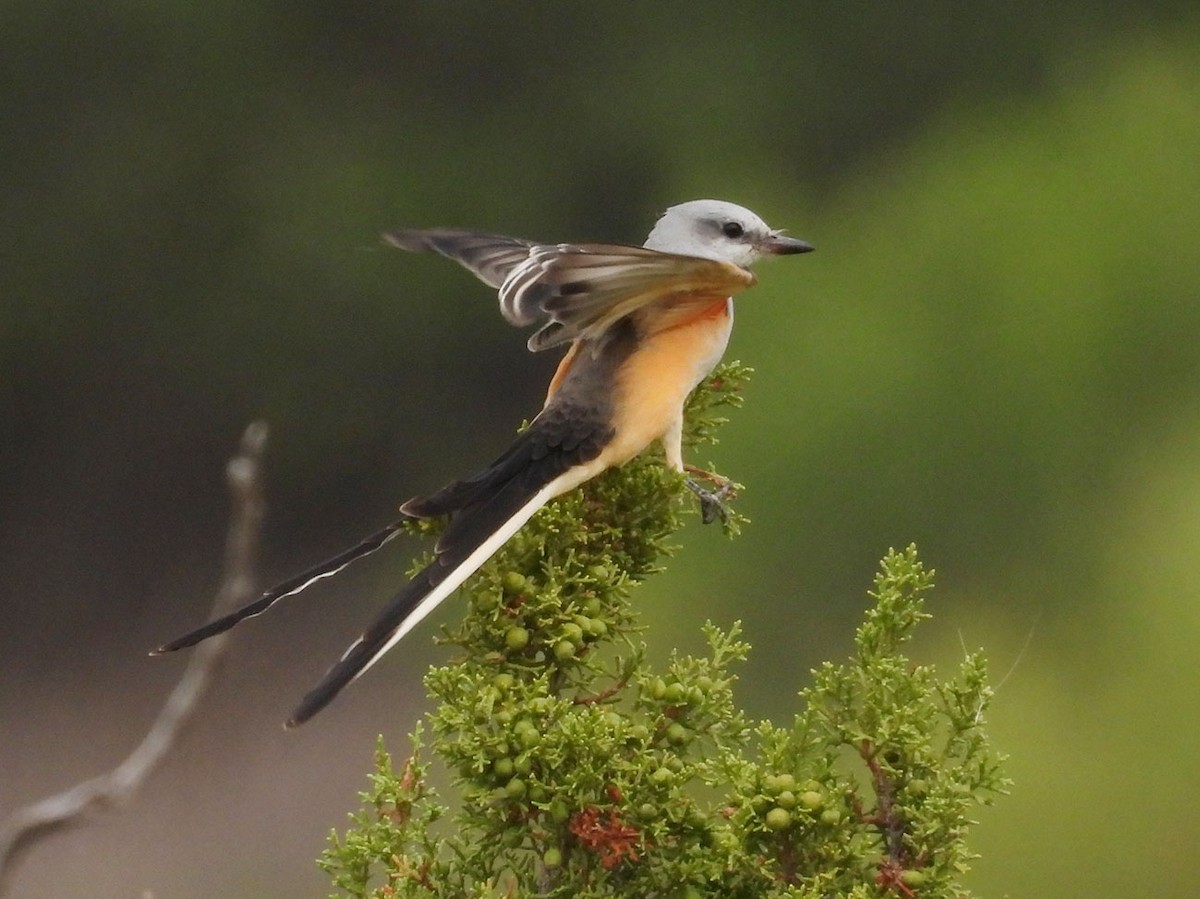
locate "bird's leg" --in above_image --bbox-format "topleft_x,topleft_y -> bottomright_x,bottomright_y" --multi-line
684,464 -> 735,525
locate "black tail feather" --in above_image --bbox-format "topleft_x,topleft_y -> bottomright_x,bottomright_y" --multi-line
285,567 -> 436,727
151,517 -> 411,655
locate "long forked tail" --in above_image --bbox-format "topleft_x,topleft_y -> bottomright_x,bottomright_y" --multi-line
151,518 -> 411,655
285,474 -> 571,727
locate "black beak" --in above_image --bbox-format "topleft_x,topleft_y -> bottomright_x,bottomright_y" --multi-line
761,233 -> 814,255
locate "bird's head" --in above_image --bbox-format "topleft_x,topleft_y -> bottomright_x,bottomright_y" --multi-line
643,199 -> 813,268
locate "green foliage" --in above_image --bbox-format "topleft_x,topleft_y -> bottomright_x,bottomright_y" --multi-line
321,730 -> 444,898
734,547 -> 1008,898
321,366 -> 1006,897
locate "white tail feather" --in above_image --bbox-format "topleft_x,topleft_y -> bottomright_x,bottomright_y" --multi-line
347,468 -> 588,681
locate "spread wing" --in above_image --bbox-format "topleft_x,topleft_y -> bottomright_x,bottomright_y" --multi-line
383,230 -> 535,291
502,243 -> 755,351
384,230 -> 755,351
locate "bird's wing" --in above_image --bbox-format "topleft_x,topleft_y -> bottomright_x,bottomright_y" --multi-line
383,230 -> 536,297
384,231 -> 755,349
502,243 -> 756,351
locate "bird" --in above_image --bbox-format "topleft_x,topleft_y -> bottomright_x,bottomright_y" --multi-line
153,199 -> 813,726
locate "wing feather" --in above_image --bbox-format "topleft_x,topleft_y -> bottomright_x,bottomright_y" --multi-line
385,231 -> 755,350
502,244 -> 755,350
383,230 -> 535,296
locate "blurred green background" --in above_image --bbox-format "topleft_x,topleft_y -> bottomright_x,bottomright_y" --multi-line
3,3 -> 1199,896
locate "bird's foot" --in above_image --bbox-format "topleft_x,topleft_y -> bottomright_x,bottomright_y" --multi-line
684,467 -> 736,525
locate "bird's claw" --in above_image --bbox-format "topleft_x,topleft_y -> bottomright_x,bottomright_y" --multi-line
686,478 -> 734,525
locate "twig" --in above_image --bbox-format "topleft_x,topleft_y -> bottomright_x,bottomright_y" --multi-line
0,422 -> 269,896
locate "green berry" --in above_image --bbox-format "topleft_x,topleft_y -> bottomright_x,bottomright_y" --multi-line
650,766 -> 674,786
901,870 -> 927,888
542,847 -> 562,868
775,790 -> 796,809
763,773 -> 795,795
820,808 -> 842,826
504,627 -> 530,652
549,801 -> 570,824
553,640 -> 576,661
666,722 -> 690,746
799,790 -> 824,811
765,807 -> 792,831
493,757 -> 514,779
501,572 -> 527,595
561,622 -> 584,644
505,777 -> 527,799
663,682 -> 686,704
493,672 -> 515,692
517,727 -> 541,750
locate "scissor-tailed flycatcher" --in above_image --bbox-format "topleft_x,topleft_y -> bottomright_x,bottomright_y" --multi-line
154,199 -> 812,726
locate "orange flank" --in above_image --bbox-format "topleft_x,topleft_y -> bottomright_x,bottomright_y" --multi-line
603,296 -> 735,470
544,342 -> 580,403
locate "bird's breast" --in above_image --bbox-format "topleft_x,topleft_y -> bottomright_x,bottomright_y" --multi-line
603,297 -> 734,464
641,296 -> 734,390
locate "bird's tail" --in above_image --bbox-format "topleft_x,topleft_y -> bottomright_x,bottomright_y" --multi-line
286,471 -> 576,726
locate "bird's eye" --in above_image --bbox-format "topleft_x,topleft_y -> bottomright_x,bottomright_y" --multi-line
721,221 -> 745,239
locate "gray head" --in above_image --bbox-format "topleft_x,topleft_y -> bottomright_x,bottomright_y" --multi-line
643,199 -> 813,267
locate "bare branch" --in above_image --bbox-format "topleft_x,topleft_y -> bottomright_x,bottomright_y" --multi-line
0,422 -> 269,896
